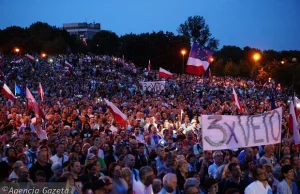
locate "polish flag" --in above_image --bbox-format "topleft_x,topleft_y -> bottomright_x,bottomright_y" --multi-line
232,87 -> 242,112
25,54 -> 35,62
64,61 -> 73,68
104,99 -> 127,127
1,83 -> 16,101
38,82 -> 44,102
159,67 -> 173,79
26,88 -> 45,118
82,38 -> 87,46
148,59 -> 151,72
11,59 -> 22,64
289,101 -> 300,144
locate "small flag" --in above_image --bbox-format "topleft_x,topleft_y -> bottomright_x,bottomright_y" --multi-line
159,67 -> 173,79
38,82 -> 44,102
289,101 -> 300,144
104,99 -> 127,127
82,38 -> 87,46
1,83 -> 16,101
25,54 -> 35,62
26,88 -> 45,118
232,87 -> 242,112
15,83 -> 26,96
64,61 -> 73,68
148,59 -> 151,72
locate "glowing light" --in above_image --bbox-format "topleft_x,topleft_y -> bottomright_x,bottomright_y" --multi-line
181,50 -> 186,55
253,53 -> 261,61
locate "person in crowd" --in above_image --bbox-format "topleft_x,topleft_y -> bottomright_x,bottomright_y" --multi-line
244,165 -> 272,194
158,173 -> 177,194
208,151 -> 224,178
133,166 -> 154,194
29,149 -> 52,182
108,162 -> 128,194
276,164 -> 298,194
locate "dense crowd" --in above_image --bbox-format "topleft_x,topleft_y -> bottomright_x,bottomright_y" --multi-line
0,54 -> 299,194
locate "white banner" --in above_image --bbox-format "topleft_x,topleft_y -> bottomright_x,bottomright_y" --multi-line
202,107 -> 282,151
140,81 -> 166,93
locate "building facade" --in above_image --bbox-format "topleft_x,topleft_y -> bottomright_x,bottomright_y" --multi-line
63,22 -> 101,39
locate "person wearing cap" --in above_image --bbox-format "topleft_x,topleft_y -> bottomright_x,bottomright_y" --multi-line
49,163 -> 63,182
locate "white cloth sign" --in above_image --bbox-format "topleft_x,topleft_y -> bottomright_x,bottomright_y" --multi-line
202,107 -> 282,151
140,81 -> 166,93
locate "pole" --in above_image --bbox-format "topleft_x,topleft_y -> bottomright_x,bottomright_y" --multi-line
182,54 -> 185,74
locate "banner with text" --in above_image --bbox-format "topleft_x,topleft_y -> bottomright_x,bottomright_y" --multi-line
202,107 -> 282,151
140,81 -> 166,93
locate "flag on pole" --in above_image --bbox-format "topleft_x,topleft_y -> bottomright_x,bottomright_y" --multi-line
289,101 -> 300,144
1,83 -> 16,101
148,59 -> 151,72
15,83 -> 26,96
232,87 -> 242,112
26,88 -> 45,118
104,99 -> 127,127
159,67 -> 173,79
64,61 -> 73,68
38,82 -> 44,102
25,54 -> 35,62
186,43 -> 213,75
82,38 -> 87,46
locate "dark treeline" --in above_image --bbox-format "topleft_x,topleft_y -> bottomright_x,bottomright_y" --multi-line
0,17 -> 299,93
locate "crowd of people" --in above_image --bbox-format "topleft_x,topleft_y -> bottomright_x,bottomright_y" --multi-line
0,53 -> 299,194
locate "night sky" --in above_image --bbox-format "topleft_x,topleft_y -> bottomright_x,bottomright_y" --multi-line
0,0 -> 299,51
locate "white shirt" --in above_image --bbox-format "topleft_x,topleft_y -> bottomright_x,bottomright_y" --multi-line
50,154 -> 69,165
133,180 -> 153,194
245,180 -> 272,194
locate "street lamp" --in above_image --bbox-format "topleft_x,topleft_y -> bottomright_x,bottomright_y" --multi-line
253,53 -> 261,63
181,49 -> 186,74
15,48 -> 20,54
41,52 -> 46,58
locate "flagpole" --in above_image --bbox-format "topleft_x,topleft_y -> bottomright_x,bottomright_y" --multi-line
15,82 -> 16,96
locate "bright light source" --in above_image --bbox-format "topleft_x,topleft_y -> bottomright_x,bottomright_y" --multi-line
181,50 -> 186,55
36,59 -> 39,62
15,48 -> 20,53
253,53 -> 261,61
49,59 -> 53,63
296,103 -> 300,109
281,61 -> 284,64
210,57 -> 214,62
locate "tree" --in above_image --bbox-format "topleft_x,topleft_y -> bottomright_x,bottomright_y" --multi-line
90,30 -> 120,55
177,15 -> 219,50
223,61 -> 240,76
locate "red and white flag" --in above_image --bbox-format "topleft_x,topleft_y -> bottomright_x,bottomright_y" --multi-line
26,88 -> 45,118
104,99 -> 127,127
82,38 -> 87,46
159,67 -> 173,79
232,87 -> 242,112
11,59 -> 22,64
148,59 -> 151,72
25,54 -> 35,62
289,101 -> 300,144
1,83 -> 16,101
64,61 -> 73,68
38,82 -> 44,102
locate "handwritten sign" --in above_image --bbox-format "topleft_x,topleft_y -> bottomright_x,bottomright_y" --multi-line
140,81 -> 166,93
202,107 -> 282,150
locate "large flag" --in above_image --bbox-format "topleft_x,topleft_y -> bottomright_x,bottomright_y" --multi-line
15,83 -> 26,96
232,87 -> 242,112
104,99 -> 127,127
1,83 -> 16,101
186,43 -> 213,75
289,101 -> 300,144
25,54 -> 35,62
26,88 -> 45,118
38,82 -> 44,102
159,67 -> 173,79
148,59 -> 151,72
64,61 -> 73,68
